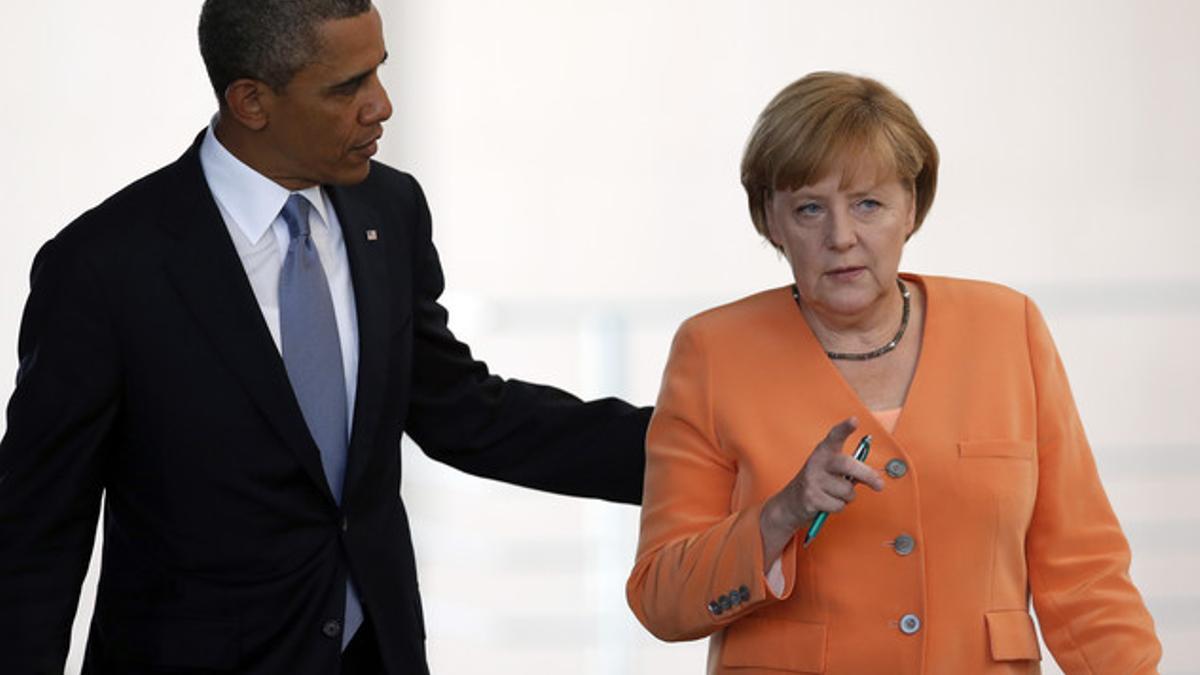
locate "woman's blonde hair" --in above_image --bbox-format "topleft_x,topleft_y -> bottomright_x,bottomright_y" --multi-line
741,72 -> 939,249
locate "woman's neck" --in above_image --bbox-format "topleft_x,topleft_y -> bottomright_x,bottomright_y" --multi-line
799,279 -> 907,356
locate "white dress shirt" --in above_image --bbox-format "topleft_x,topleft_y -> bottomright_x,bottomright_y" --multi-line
198,124 -> 360,429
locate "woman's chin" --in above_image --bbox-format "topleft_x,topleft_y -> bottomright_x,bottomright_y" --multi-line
804,287 -> 879,318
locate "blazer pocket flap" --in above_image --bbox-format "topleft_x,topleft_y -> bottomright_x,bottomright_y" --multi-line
959,440 -> 1035,459
721,616 -> 826,672
985,610 -> 1042,661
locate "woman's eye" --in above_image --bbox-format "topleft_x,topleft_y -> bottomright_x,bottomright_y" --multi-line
796,203 -> 823,216
857,198 -> 882,211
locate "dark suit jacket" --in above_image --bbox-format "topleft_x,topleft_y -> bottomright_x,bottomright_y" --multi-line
0,132 -> 650,674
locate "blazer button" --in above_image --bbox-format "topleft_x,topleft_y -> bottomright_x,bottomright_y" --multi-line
727,588 -> 742,606
899,613 -> 921,635
341,516 -> 349,533
738,585 -> 750,603
322,618 -> 343,639
718,594 -> 732,611
893,534 -> 915,556
707,600 -> 723,616
885,459 -> 908,479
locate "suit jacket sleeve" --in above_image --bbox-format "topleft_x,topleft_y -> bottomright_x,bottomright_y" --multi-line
398,175 -> 650,504
0,236 -> 119,672
625,320 -> 798,641
1023,297 -> 1162,673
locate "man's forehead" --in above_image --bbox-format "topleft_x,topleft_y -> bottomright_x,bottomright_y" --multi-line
301,9 -> 387,81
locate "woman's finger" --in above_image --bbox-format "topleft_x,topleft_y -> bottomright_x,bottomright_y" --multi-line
808,492 -> 846,515
828,455 -> 885,492
813,417 -> 858,456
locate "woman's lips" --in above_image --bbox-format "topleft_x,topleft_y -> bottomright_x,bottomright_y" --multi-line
826,266 -> 866,281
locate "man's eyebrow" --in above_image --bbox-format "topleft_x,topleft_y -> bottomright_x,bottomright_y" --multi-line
329,51 -> 389,90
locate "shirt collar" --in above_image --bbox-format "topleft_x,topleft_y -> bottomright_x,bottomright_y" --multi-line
199,119 -> 332,245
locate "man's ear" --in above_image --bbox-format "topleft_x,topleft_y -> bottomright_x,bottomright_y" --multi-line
223,79 -> 272,131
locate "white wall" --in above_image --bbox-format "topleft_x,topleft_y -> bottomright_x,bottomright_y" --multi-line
0,1 -> 1196,673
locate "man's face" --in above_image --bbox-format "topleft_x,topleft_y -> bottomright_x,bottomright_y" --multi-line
259,6 -> 392,188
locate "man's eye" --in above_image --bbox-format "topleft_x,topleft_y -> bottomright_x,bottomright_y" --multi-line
333,80 -> 364,95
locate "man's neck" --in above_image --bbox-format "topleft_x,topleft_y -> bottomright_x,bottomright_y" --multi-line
212,113 -> 316,191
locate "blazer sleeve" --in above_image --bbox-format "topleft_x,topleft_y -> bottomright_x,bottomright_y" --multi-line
1023,297 -> 1162,673
398,175 -> 651,505
0,237 -> 118,672
626,320 -> 798,641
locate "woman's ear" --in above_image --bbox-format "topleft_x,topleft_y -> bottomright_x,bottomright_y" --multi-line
763,192 -> 783,248
904,187 -> 917,239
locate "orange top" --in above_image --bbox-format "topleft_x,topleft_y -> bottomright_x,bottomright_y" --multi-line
872,407 -> 902,434
627,275 -> 1160,674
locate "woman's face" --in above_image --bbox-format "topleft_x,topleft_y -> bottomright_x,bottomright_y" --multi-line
766,163 -> 915,320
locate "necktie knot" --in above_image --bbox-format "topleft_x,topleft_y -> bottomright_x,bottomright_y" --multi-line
280,194 -> 312,240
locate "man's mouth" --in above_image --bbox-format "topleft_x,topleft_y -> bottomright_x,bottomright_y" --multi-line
351,132 -> 383,153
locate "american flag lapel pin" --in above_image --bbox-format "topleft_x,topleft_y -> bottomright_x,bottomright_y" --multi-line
366,229 -> 379,241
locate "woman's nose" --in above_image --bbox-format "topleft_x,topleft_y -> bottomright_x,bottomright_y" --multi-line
825,209 -> 857,250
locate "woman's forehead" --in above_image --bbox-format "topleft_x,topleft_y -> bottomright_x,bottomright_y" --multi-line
782,152 -> 903,194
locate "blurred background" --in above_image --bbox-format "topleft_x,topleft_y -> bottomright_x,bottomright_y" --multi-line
1,0 -> 1197,672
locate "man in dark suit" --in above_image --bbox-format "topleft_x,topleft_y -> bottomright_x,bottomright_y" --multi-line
0,1 -> 649,673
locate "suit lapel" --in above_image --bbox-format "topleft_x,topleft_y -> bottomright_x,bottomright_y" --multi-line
161,135 -> 337,506
328,184 -> 391,502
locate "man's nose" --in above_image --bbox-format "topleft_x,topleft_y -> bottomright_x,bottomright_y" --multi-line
360,76 -> 393,125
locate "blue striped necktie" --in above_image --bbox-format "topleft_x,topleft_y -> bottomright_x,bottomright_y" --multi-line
278,193 -> 362,649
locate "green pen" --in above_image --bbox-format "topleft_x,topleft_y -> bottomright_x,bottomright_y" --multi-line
803,434 -> 872,548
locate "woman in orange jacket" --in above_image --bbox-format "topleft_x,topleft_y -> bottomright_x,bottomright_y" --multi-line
626,72 -> 1161,674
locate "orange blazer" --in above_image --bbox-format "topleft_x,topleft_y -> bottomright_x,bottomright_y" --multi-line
627,275 -> 1161,674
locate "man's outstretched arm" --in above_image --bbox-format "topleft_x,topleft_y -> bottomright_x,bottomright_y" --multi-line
398,174 -> 650,504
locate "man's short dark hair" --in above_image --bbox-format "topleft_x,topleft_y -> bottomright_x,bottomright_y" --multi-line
199,0 -> 372,105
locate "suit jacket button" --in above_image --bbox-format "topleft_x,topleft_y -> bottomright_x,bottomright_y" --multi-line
738,585 -> 750,602
899,613 -> 921,635
707,601 -> 723,616
893,534 -> 915,556
885,459 -> 908,479
718,594 -> 732,611
322,618 -> 343,639
341,516 -> 349,533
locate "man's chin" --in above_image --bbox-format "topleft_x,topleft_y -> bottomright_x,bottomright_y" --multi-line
328,161 -> 373,187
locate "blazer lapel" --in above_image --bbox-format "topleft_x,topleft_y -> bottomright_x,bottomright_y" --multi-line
327,184 -> 392,501
160,135 -> 337,506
